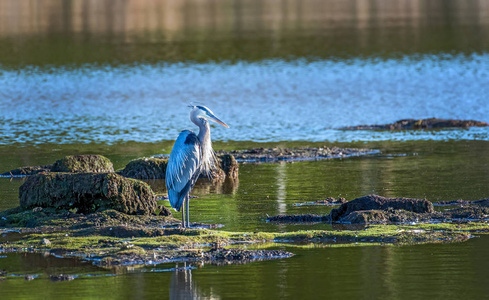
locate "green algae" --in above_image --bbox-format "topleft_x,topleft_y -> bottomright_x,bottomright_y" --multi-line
0,206 -> 488,267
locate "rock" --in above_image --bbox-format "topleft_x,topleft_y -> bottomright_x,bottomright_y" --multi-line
217,147 -> 378,163
158,205 -> 172,217
120,157 -> 168,179
342,118 -> 489,130
434,200 -> 471,206
473,199 -> 489,207
202,248 -> 294,263
19,173 -> 157,215
294,197 -> 348,206
1,165 -> 52,176
50,274 -> 75,281
51,155 -> 114,173
120,155 -> 237,181
1,155 -> 114,176
330,195 -> 433,222
218,154 -> 239,179
24,275 -> 36,281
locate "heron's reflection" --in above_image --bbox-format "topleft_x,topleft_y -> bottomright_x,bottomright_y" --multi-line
170,262 -> 216,300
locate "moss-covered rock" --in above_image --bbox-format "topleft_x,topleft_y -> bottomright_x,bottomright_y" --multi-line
330,195 -> 433,222
51,155 -> 114,173
119,157 -> 168,179
19,173 -> 157,215
120,154 -> 238,181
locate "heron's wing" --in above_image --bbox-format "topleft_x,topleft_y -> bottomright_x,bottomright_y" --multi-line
165,130 -> 202,211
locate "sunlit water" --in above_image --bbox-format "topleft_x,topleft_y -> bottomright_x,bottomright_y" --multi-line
2,0 -> 489,298
1,55 -> 489,144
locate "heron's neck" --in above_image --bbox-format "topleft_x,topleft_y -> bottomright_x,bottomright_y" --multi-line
192,117 -> 215,174
197,119 -> 211,149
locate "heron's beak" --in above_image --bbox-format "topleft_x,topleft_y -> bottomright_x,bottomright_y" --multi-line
208,113 -> 229,128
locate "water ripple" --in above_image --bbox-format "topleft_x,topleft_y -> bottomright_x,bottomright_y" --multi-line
1,54 -> 489,144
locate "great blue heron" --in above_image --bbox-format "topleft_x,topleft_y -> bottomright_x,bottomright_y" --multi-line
165,105 -> 229,228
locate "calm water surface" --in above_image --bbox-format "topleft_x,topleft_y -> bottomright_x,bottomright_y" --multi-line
1,0 -> 489,299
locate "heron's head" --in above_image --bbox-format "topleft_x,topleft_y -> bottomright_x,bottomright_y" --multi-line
189,105 -> 229,128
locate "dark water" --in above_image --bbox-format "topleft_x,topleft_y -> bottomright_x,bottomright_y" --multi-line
1,0 -> 489,299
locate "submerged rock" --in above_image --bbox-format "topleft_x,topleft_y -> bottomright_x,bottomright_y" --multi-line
50,274 -> 75,281
267,214 -> 331,223
1,165 -> 52,176
19,173 -> 157,215
293,197 -> 347,206
202,248 -> 294,264
341,118 -> 489,130
217,147 -> 378,163
330,195 -> 434,222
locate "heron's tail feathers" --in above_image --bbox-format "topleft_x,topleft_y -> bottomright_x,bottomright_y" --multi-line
168,190 -> 185,212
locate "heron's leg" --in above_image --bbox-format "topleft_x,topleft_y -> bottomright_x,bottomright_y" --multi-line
186,196 -> 190,228
181,201 -> 186,228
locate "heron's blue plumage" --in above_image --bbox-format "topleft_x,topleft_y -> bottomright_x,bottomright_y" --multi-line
165,130 -> 202,211
165,105 -> 228,227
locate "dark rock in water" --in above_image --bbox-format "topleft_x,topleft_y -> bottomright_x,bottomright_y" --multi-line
293,197 -> 347,206
203,248 -> 293,263
120,155 -> 238,181
434,200 -> 471,206
319,197 -> 347,205
472,199 -> 489,208
442,206 -> 489,220
19,173 -> 157,215
330,195 -> 433,222
267,214 -> 331,223
339,208 -> 425,224
50,274 -> 75,281
120,157 -> 168,179
158,205 -> 172,217
217,147 -> 377,163
218,154 -> 239,179
340,210 -> 388,224
341,118 -> 489,130
51,155 -> 114,173
1,165 -> 53,176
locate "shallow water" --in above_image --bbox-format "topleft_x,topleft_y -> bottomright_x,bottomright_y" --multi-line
1,0 -> 489,299
2,236 -> 489,299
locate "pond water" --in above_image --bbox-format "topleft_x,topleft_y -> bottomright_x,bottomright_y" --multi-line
1,0 -> 489,299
